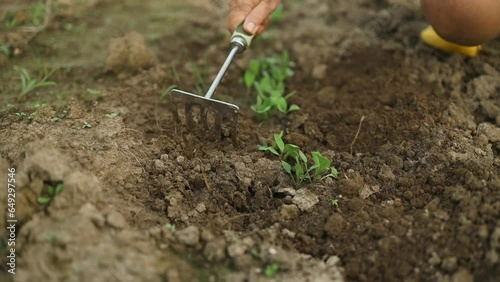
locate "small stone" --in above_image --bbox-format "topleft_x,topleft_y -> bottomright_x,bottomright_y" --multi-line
428,252 -> 441,266
79,203 -> 105,228
176,155 -> 185,164
160,154 -> 169,162
281,228 -> 296,239
106,210 -> 127,229
275,187 -> 296,197
227,242 -> 247,258
326,256 -> 341,266
195,203 -> 206,213
324,213 -> 346,237
176,226 -> 200,246
347,198 -> 364,212
280,204 -> 300,220
441,257 -> 458,272
292,189 -> 319,212
434,210 -> 450,221
312,64 -> 327,80
203,239 -> 226,262
154,159 -> 166,171
378,164 -> 396,181
451,268 -> 473,282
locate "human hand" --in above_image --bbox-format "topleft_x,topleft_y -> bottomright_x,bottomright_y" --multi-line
227,0 -> 282,36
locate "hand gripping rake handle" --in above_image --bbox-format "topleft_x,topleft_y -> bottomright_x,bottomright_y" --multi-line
204,24 -> 255,99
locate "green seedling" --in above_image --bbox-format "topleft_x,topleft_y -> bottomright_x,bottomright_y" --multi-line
245,51 -> 298,119
249,249 -> 260,258
15,66 -> 56,98
0,44 -> 10,56
264,264 -> 279,277
7,104 -> 15,110
260,132 -> 338,186
82,121 -> 92,129
331,198 -> 339,208
15,112 -> 36,120
29,2 -> 47,27
38,183 -> 64,205
86,88 -> 101,96
105,112 -> 118,119
165,223 -> 176,233
189,61 -> 207,95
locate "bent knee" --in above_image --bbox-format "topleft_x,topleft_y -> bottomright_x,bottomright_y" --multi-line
421,0 -> 500,45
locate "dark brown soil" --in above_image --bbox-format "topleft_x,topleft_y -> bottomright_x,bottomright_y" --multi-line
1,0 -> 499,281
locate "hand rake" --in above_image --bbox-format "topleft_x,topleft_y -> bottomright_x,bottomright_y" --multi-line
170,25 -> 255,144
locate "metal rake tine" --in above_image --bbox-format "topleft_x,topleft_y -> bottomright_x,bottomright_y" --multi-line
201,108 -> 209,130
214,114 -> 222,140
185,103 -> 195,128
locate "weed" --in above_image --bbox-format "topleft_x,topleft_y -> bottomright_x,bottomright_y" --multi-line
244,51 -> 298,119
15,112 -> 36,120
86,88 -> 101,96
331,198 -> 339,207
189,61 -> 207,95
165,223 -> 176,233
15,66 -> 56,98
105,112 -> 118,119
249,249 -> 260,257
260,132 -> 338,186
264,264 -> 279,277
38,183 -> 64,205
0,44 -> 10,56
7,104 -> 15,110
82,121 -> 92,129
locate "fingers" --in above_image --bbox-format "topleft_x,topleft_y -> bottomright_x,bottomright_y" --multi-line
244,0 -> 281,34
226,1 -> 253,33
255,16 -> 271,36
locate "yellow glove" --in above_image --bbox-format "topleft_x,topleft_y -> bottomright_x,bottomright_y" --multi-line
420,26 -> 481,57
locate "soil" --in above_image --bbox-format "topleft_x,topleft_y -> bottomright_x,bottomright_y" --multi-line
1,0 -> 499,281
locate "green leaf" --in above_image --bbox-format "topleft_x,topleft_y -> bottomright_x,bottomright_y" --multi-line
244,71 -> 256,90
274,132 -> 285,153
249,59 -> 260,73
288,104 -> 300,112
264,264 -> 279,277
295,163 -> 304,183
276,97 -> 288,113
47,185 -> 55,197
38,197 -> 51,205
55,183 -> 64,194
158,85 -> 177,103
281,161 -> 292,175
298,150 -> 308,164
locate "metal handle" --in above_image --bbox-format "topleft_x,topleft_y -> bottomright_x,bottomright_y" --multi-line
205,24 -> 255,99
230,24 -> 255,53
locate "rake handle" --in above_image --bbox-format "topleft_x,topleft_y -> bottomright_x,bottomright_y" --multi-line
205,24 -> 255,99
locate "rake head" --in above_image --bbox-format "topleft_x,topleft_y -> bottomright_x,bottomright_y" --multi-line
170,89 -> 239,143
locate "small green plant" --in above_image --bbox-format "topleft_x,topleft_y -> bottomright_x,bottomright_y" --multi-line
7,104 -> 15,110
260,132 -> 338,186
264,264 -> 279,277
249,249 -> 260,257
82,121 -> 92,129
15,112 -> 36,120
189,61 -> 207,95
105,112 -> 118,119
0,44 -> 10,56
86,88 -> 101,96
331,198 -> 339,207
165,223 -> 176,233
38,183 -> 64,205
244,51 -> 298,119
15,66 -> 56,98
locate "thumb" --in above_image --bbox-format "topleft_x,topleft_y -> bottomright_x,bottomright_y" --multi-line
244,1 -> 280,34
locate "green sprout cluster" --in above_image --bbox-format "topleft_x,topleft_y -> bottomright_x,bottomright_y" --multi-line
259,132 -> 339,186
244,51 -> 299,119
